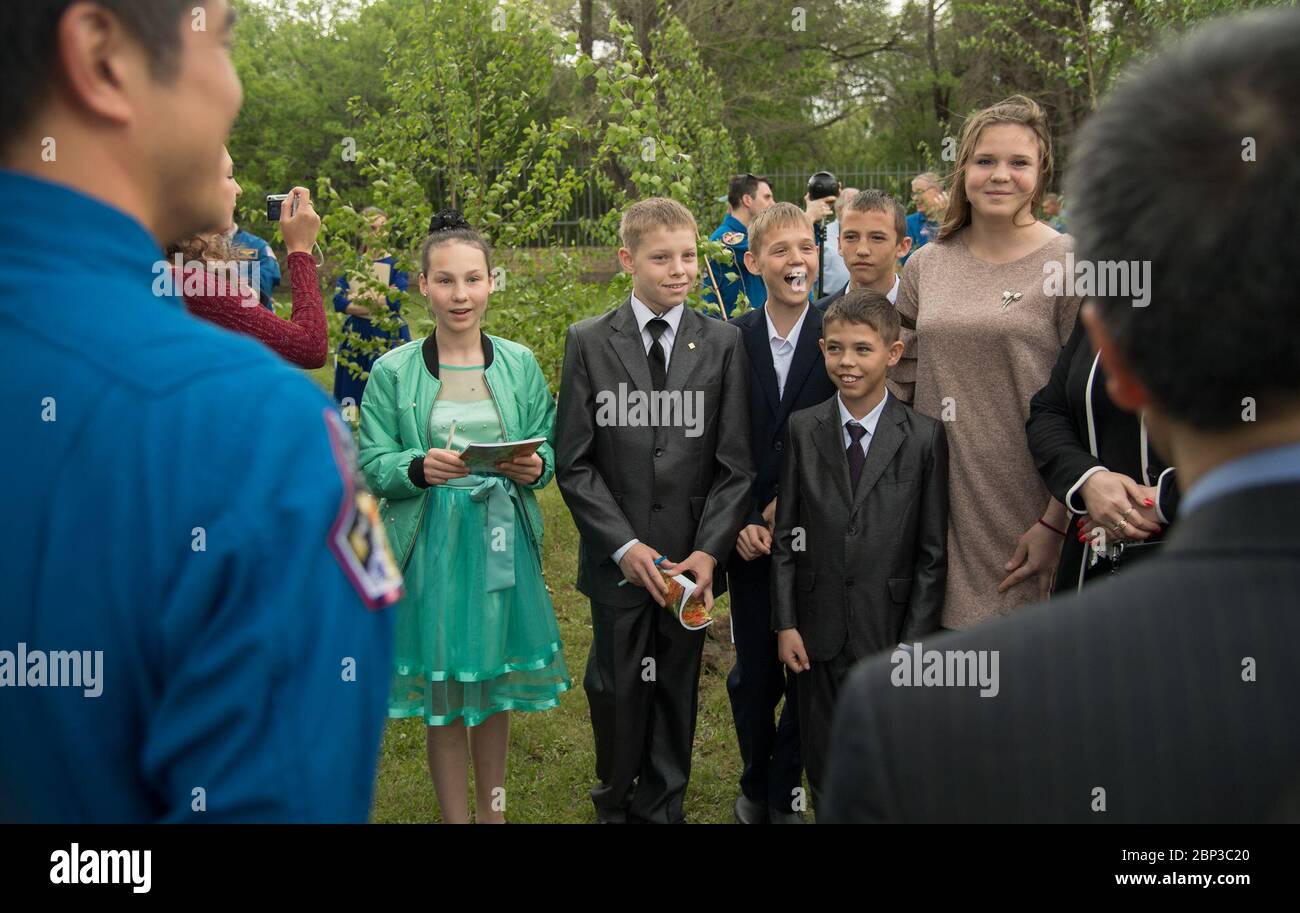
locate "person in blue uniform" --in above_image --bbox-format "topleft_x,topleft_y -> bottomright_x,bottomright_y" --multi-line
703,174 -> 775,318
333,207 -> 411,410
704,175 -> 839,317
902,171 -> 945,267
0,0 -> 398,823
228,223 -> 281,310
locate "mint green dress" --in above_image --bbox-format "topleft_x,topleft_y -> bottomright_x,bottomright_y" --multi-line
388,364 -> 570,727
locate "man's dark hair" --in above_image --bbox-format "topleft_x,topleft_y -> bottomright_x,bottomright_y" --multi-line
1065,9 -> 1300,430
844,189 -> 907,244
823,288 -> 901,346
1,1 -> 200,154
727,173 -> 772,210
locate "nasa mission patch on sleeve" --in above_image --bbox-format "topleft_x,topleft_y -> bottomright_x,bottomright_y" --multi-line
323,408 -> 404,609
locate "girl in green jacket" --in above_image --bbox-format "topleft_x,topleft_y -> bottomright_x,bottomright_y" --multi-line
358,210 -> 569,823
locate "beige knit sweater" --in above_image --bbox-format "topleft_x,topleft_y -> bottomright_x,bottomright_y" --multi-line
890,230 -> 1081,629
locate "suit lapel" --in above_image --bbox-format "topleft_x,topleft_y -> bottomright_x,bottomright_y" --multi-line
740,309 -> 780,417
850,394 -> 907,515
812,395 -> 854,507
608,297 -> 654,393
665,306 -> 704,390
774,305 -> 823,427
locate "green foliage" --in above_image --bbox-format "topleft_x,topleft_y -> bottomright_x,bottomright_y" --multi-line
483,252 -> 626,391
356,0 -> 585,247
303,0 -> 593,400
579,11 -> 760,315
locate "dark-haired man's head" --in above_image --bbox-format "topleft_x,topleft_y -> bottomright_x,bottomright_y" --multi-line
839,190 -> 911,294
821,289 -> 903,410
1,0 -> 242,245
1067,9 -> 1300,478
728,173 -> 775,222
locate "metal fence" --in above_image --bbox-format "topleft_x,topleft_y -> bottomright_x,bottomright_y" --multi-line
534,164 -> 930,247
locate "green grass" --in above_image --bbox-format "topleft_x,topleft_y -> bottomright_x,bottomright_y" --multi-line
369,482 -> 745,823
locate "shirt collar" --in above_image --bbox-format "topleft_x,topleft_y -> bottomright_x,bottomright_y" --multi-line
764,302 -> 809,350
848,273 -> 901,304
837,389 -> 890,438
629,292 -> 685,336
1181,441 -> 1300,517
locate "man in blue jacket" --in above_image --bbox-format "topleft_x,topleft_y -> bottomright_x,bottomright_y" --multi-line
0,0 -> 398,822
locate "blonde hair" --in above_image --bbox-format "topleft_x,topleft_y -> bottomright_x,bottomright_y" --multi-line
748,202 -> 811,259
619,197 -> 697,253
166,232 -> 237,265
939,95 -> 1053,240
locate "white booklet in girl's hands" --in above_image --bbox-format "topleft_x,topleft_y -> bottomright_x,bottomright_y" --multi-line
458,437 -> 547,472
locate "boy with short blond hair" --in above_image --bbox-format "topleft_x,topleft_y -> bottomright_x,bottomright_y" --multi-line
556,197 -> 755,823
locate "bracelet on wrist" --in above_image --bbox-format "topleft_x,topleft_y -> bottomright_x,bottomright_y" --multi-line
1038,518 -> 1067,537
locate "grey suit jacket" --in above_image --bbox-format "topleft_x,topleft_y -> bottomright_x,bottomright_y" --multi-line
822,480 -> 1300,823
555,298 -> 755,607
771,392 -> 948,661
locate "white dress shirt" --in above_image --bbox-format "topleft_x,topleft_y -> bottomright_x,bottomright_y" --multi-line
613,294 -> 689,565
764,303 -> 810,399
629,293 -> 684,369
837,389 -> 890,456
847,273 -> 901,304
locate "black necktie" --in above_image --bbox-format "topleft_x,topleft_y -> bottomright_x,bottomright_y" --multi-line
646,317 -> 668,389
846,421 -> 867,491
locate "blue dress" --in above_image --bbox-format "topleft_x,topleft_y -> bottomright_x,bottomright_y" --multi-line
333,256 -> 411,408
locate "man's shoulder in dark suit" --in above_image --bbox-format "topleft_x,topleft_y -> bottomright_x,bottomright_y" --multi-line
785,395 -> 832,437
686,303 -> 744,340
821,481 -> 1300,823
891,393 -> 942,438
730,304 -> 764,331
813,285 -> 845,313
568,300 -> 627,338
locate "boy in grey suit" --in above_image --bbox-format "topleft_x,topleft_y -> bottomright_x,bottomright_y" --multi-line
556,198 -> 754,823
772,289 -> 948,809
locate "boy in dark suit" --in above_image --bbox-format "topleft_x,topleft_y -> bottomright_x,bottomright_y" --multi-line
727,202 -> 837,823
555,197 -> 755,824
771,289 -> 948,809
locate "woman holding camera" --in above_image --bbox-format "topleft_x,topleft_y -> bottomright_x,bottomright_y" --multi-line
168,147 -> 328,368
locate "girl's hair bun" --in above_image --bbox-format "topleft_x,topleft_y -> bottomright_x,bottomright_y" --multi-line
429,208 -> 471,234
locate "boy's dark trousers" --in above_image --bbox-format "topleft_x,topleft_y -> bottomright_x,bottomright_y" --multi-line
770,393 -> 950,811
585,594 -> 705,823
795,641 -> 859,809
726,553 -> 802,814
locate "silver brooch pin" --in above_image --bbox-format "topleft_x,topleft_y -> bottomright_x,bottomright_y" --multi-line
1000,290 -> 1023,310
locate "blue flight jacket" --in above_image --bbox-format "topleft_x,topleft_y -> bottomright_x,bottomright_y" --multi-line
0,170 -> 398,822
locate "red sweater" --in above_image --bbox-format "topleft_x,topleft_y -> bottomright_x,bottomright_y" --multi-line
180,251 -> 328,368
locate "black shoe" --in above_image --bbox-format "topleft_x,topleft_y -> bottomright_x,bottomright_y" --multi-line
734,792 -> 769,824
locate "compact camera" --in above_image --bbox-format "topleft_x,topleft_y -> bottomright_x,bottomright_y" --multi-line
266,192 -> 300,222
